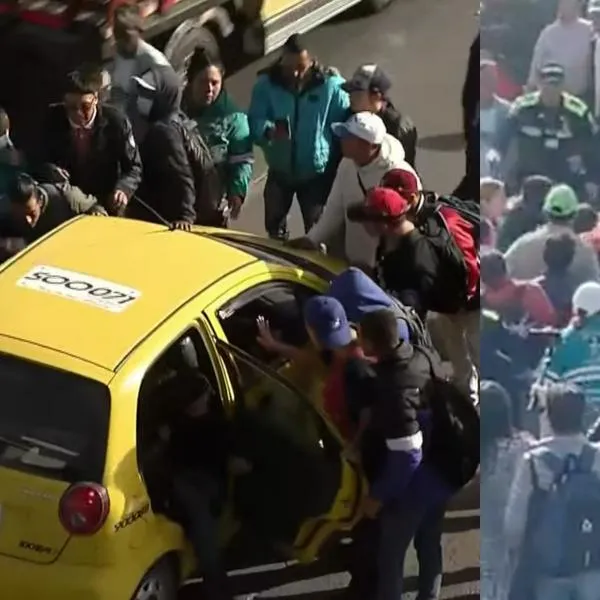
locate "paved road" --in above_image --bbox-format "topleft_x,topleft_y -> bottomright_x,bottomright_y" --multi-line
184,0 -> 480,597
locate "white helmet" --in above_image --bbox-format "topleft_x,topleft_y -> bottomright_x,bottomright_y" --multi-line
572,282 -> 600,316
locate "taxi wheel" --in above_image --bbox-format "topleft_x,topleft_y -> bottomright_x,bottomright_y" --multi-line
132,558 -> 179,600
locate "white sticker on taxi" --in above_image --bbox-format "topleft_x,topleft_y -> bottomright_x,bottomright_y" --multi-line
17,266 -> 141,313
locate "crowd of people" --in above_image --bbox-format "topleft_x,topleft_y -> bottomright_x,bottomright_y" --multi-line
480,0 -> 600,599
0,2 -> 484,600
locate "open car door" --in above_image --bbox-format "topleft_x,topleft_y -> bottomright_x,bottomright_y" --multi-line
215,339 -> 365,563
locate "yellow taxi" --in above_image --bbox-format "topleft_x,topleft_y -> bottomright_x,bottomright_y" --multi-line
0,216 -> 365,600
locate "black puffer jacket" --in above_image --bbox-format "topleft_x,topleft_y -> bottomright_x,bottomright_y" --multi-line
134,66 -> 197,224
379,101 -> 418,168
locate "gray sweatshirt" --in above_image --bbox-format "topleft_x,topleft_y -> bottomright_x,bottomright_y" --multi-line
505,224 -> 600,286
528,18 -> 594,96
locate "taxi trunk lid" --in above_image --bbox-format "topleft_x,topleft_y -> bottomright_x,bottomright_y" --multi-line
0,468 -> 71,564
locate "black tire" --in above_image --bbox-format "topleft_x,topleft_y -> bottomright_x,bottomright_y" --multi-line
362,0 -> 395,13
165,24 -> 221,79
131,557 -> 179,600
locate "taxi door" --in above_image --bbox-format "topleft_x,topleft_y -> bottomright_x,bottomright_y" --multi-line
206,331 -> 365,563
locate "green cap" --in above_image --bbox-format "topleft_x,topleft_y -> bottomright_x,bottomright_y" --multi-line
543,184 -> 579,218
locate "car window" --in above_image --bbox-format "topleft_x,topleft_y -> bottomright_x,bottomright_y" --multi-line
217,281 -> 318,364
135,328 -> 222,483
217,341 -> 337,457
0,353 -> 110,483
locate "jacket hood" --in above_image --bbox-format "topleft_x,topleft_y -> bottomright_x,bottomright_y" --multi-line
329,268 -> 410,342
143,66 -> 182,122
373,134 -> 406,169
358,134 -> 422,190
329,267 -> 394,322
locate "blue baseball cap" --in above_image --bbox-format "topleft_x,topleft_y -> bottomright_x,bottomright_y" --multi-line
304,295 -> 353,350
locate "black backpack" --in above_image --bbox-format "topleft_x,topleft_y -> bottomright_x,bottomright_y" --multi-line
173,115 -> 224,225
416,345 -> 480,490
387,295 -> 436,353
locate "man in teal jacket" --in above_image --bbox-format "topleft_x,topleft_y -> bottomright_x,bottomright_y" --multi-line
248,34 -> 349,240
184,50 -> 253,221
541,281 -> 600,429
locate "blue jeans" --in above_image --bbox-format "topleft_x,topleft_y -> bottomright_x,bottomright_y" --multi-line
348,465 -> 451,600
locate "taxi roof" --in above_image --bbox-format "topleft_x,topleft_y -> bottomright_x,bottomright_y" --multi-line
0,217 -> 258,371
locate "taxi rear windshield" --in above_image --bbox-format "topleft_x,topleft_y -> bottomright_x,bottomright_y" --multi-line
0,354 -> 110,483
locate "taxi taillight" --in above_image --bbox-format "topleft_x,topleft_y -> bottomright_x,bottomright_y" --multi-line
58,482 -> 110,535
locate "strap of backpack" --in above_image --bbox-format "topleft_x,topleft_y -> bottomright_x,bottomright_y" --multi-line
529,457 -> 541,490
539,450 -> 579,485
438,195 -> 480,224
356,171 -> 368,197
413,344 -> 446,381
578,444 -> 597,474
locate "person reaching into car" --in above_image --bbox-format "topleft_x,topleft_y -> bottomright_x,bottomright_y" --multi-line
346,308 -> 452,600
257,295 -> 365,442
344,64 -> 418,167
289,112 -> 420,269
183,49 -> 253,221
347,174 -> 480,401
0,172 -> 106,261
160,371 -> 252,600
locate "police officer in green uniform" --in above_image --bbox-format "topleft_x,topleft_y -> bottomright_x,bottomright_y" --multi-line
495,63 -> 600,200
183,50 -> 253,221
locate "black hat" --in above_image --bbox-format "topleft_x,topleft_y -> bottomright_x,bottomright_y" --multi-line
539,62 -> 565,84
342,64 -> 392,95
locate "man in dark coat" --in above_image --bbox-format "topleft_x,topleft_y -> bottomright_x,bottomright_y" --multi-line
33,65 -> 142,216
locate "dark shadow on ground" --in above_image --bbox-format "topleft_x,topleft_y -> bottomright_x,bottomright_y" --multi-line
179,566 -> 480,599
417,133 -> 465,153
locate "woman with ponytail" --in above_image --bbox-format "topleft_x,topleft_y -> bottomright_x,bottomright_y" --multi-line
183,49 -> 253,220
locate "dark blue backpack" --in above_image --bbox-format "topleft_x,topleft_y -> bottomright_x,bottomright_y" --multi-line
530,445 -> 600,577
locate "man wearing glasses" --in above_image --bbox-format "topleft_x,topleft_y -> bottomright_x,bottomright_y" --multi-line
32,64 -> 142,216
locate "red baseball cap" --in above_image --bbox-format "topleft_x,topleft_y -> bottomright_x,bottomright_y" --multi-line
381,168 -> 421,196
347,186 -> 410,222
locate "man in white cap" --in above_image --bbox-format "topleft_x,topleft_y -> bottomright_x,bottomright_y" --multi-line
289,111 -> 420,270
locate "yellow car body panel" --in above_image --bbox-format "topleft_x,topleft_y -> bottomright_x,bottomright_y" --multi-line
0,217 -> 365,600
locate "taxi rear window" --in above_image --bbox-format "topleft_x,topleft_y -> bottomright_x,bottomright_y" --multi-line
0,353 -> 110,483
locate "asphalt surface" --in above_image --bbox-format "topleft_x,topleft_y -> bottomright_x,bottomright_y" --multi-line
0,0 -> 479,597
